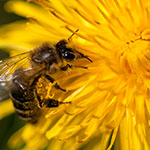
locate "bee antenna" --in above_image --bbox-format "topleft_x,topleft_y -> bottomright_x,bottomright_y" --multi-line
83,55 -> 93,63
79,52 -> 93,63
68,29 -> 79,41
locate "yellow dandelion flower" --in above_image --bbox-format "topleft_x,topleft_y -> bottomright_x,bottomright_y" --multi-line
0,0 -> 150,150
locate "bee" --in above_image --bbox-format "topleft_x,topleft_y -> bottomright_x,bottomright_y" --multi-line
0,31 -> 92,123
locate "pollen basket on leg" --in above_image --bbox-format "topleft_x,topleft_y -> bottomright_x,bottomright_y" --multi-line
35,76 -> 54,101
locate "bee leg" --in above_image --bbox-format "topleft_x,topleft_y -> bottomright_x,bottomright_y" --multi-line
43,74 -> 55,83
34,88 -> 42,107
30,74 -> 43,87
60,64 -> 72,71
42,99 -> 59,107
61,64 -> 87,71
34,87 -> 70,108
44,74 -> 66,92
54,83 -> 66,92
42,99 -> 71,108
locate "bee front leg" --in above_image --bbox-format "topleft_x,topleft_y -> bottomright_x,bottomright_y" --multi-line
60,64 -> 72,70
61,64 -> 88,71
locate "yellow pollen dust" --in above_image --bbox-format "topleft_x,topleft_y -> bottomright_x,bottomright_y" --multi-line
36,76 -> 54,100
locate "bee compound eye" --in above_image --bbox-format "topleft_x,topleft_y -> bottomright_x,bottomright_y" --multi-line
63,51 -> 75,61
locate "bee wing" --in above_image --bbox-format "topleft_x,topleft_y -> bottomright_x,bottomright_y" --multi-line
0,81 -> 10,101
0,51 -> 32,82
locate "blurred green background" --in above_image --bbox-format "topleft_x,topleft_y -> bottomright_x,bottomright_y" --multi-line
0,0 -> 25,149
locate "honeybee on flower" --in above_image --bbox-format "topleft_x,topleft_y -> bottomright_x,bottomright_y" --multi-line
0,0 -> 150,150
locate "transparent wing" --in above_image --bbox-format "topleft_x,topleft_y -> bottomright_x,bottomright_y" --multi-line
0,81 -> 10,101
0,51 -> 32,82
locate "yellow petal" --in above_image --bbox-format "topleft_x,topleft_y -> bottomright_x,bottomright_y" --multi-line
0,99 -> 14,119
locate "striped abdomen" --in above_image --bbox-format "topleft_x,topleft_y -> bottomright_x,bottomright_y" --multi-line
10,70 -> 41,123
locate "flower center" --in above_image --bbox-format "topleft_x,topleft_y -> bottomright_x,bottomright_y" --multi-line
124,29 -> 150,54
116,28 -> 150,79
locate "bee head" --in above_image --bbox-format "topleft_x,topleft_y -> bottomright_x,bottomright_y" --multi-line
56,39 -> 92,62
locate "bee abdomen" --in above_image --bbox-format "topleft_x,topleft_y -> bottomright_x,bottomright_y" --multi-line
15,109 -> 40,123
12,100 -> 41,123
13,100 -> 32,111
10,91 -> 41,123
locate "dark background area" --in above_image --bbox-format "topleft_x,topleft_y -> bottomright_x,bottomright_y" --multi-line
0,0 -> 23,26
0,0 -> 25,149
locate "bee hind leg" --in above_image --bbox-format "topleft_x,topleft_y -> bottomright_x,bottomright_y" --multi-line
34,78 -> 70,108
42,99 -> 71,108
34,87 -> 58,107
42,99 -> 59,107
